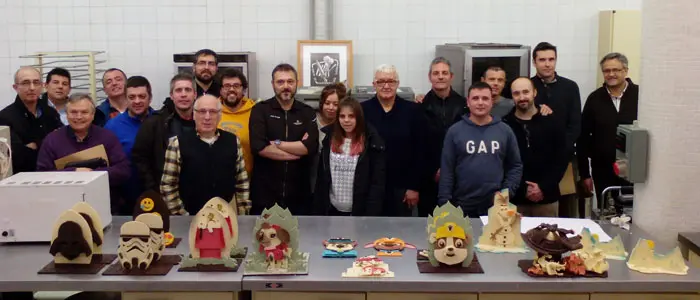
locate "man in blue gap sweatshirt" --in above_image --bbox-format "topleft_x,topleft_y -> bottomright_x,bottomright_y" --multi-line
438,81 -> 523,218
362,64 -> 427,217
105,76 -> 156,215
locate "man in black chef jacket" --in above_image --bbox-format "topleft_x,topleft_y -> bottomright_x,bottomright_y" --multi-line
577,52 -> 638,215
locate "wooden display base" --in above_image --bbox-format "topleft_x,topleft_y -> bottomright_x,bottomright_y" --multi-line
165,238 -> 182,249
158,254 -> 182,265
417,249 -> 429,261
178,258 -> 243,272
416,254 -> 484,273
517,259 -> 608,278
93,254 -> 118,264
231,247 -> 248,259
38,261 -> 108,275
102,260 -> 176,276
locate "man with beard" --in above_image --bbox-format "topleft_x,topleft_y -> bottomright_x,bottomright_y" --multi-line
249,63 -> 318,215
218,68 -> 255,176
417,57 -> 465,217
132,73 -> 197,193
502,77 -> 568,217
0,67 -> 63,173
193,49 -> 221,97
96,68 -> 128,126
106,76 -> 156,214
577,52 -> 638,215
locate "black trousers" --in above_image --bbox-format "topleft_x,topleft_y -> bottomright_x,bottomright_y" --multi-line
383,186 -> 413,217
592,161 -> 631,215
418,179 -> 438,217
328,205 -> 352,216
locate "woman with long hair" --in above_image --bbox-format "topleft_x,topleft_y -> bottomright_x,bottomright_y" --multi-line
313,98 -> 386,216
310,82 -> 347,195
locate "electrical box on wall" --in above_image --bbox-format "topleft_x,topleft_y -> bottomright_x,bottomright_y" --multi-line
615,121 -> 649,183
173,52 -> 258,99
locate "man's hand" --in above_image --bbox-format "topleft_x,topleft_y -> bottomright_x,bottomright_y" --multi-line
582,178 -> 593,194
302,133 -> 309,141
434,169 -> 440,183
76,167 -> 93,172
403,190 -> 419,208
526,181 -> 543,202
26,142 -> 37,150
415,94 -> 425,103
540,104 -> 553,116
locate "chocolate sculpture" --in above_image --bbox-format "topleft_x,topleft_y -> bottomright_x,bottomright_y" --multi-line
519,223 -> 608,278
416,202 -> 483,274
118,221 -> 155,270
476,189 -> 527,253
365,237 -> 416,257
244,204 -> 309,275
322,238 -> 358,258
71,202 -> 104,254
50,210 -> 93,265
203,197 -> 247,259
178,206 -> 239,272
627,238 -> 688,275
134,213 -> 164,262
133,190 -> 178,248
342,255 -> 394,278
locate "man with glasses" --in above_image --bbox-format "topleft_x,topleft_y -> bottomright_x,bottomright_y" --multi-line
161,94 -> 250,215
0,66 -> 63,173
249,63 -> 318,215
218,68 -> 255,176
361,64 -> 426,217
36,94 -> 130,213
577,52 -> 638,215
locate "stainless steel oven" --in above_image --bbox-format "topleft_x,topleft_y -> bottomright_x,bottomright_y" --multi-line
173,52 -> 258,99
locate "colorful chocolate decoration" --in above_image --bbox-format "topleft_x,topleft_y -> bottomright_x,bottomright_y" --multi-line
476,189 -> 527,253
576,227 -> 628,260
322,238 -> 358,258
626,238 -> 688,275
244,204 -> 309,275
426,202 -> 475,267
50,210 -> 93,265
132,190 -> 176,247
118,221 -> 154,270
520,223 -> 608,278
364,237 -> 416,257
178,206 -> 239,272
342,255 -> 394,278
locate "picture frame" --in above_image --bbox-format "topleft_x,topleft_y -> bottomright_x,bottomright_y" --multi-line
296,40 -> 353,87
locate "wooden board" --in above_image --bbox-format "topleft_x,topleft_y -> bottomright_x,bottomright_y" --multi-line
123,292 -> 237,300
591,294 -> 700,300
253,292 -> 364,300
480,294 -> 589,300
367,293 -> 477,300
416,254 -> 484,273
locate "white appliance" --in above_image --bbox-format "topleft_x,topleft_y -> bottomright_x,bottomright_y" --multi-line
0,171 -> 112,243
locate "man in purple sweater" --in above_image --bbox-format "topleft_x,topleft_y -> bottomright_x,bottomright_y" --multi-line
37,93 -> 131,214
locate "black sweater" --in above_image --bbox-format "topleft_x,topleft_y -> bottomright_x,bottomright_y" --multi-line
420,88 -> 465,177
532,73 -> 582,155
313,124 -> 386,216
0,96 -> 63,173
577,79 -> 639,178
503,107 -> 569,205
361,96 -> 426,191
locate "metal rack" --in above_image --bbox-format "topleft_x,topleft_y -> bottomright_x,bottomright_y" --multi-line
20,51 -> 107,102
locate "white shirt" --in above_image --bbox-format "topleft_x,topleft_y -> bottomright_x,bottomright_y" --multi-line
606,81 -> 628,112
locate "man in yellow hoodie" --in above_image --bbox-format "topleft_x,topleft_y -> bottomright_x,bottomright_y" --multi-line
218,68 -> 255,175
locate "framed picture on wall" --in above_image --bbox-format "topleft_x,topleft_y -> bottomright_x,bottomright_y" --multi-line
297,40 -> 353,87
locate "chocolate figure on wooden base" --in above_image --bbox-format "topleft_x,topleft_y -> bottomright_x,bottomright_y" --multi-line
178,207 -> 239,272
519,223 -> 609,278
342,255 -> 394,278
134,213 -> 164,262
203,197 -> 247,259
416,202 -> 484,274
50,210 -> 94,265
71,202 -> 104,255
476,189 -> 528,253
118,221 -> 155,270
244,204 -> 309,275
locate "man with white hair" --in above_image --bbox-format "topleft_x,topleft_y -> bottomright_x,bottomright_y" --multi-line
160,94 -> 250,216
361,64 -> 427,217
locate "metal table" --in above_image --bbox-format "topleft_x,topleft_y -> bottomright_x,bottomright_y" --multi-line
0,216 -> 699,294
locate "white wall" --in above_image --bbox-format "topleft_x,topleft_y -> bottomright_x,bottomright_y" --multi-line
0,0 -> 640,109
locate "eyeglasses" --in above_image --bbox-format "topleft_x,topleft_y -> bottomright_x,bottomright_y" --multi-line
222,83 -> 243,90
603,68 -> 625,74
375,80 -> 398,87
194,108 -> 221,116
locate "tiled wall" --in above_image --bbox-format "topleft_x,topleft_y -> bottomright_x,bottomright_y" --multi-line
0,0 -> 640,108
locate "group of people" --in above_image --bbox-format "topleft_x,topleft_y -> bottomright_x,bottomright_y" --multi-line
0,42 -> 638,219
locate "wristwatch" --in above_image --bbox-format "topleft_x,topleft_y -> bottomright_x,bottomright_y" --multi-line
274,139 -> 281,146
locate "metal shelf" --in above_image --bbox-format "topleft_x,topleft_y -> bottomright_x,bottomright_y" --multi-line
20,51 -> 107,102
